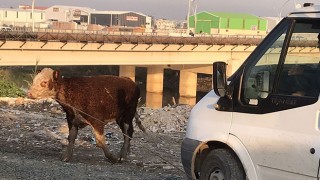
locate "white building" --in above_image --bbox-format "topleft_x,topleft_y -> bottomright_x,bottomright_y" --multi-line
45,5 -> 94,23
0,8 -> 45,27
155,19 -> 177,32
262,17 -> 280,33
0,5 -> 153,32
46,5 -> 153,31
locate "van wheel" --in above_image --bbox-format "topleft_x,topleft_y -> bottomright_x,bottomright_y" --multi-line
199,149 -> 246,180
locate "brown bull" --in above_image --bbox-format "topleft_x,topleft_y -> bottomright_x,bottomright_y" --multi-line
28,68 -> 145,163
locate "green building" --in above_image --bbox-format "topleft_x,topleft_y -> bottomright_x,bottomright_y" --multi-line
189,12 -> 267,35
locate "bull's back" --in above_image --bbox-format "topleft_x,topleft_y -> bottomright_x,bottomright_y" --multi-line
57,75 -> 139,119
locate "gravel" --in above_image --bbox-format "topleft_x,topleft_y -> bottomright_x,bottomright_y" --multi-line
0,97 -> 191,180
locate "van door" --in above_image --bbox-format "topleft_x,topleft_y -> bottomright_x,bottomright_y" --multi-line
230,18 -> 320,179
232,100 -> 320,180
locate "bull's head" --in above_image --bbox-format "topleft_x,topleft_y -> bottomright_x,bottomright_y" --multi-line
27,68 -> 60,99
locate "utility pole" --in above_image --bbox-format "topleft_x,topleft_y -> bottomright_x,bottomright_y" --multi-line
31,0 -> 35,32
187,0 -> 198,34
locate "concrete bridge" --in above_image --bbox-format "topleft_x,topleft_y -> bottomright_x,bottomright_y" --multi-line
0,31 -> 264,108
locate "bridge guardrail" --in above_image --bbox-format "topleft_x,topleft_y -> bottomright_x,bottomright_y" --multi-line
0,29 -> 268,46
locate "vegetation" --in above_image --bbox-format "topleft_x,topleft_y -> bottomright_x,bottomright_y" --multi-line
0,78 -> 25,98
0,69 -> 25,97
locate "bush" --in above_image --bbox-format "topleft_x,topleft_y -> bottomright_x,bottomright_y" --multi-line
0,80 -> 25,97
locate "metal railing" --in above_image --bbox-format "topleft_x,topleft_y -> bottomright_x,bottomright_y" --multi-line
0,28 -> 266,46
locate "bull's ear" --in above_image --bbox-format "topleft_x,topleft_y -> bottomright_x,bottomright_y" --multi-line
53,70 -> 60,81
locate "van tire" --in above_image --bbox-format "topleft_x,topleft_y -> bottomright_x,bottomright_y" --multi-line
199,148 -> 246,180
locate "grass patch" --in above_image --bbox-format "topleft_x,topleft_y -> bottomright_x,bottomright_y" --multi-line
0,79 -> 25,97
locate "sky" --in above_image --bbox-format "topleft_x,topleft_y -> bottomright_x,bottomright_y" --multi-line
1,0 -> 319,20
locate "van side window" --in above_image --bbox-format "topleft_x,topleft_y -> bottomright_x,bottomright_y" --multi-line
277,64 -> 319,97
276,22 -> 320,98
241,20 -> 320,108
242,27 -> 288,105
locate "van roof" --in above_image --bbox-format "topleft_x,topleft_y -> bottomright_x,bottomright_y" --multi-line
289,4 -> 320,18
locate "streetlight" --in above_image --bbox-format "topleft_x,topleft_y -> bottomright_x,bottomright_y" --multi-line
279,0 -> 301,21
187,0 -> 191,32
187,0 -> 198,35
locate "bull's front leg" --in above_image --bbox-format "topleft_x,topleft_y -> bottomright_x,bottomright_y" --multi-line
61,109 -> 80,162
61,124 -> 78,162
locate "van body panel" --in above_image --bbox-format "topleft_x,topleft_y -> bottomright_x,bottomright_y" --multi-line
231,99 -> 320,179
227,134 -> 259,180
185,90 -> 232,142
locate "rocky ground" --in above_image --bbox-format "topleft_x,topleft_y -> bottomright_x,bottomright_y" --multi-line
0,97 -> 192,180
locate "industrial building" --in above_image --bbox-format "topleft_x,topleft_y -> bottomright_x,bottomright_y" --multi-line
189,12 -> 267,35
155,19 -> 177,31
0,8 -> 45,28
44,5 -> 152,32
45,5 -> 94,24
90,11 -> 152,30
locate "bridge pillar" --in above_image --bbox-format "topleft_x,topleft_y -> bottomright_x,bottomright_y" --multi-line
119,65 -> 135,81
179,70 -> 197,105
146,66 -> 163,108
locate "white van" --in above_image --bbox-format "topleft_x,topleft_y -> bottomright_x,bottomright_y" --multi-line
0,27 -> 12,31
181,3 -> 320,180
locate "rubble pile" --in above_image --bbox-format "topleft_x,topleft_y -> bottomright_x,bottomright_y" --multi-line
0,97 -> 192,133
137,105 -> 191,133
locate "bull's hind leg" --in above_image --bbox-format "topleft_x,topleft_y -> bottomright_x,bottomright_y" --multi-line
117,112 -> 135,161
118,122 -> 134,161
93,126 -> 118,164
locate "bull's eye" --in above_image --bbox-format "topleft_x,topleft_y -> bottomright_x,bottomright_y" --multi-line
40,81 -> 48,87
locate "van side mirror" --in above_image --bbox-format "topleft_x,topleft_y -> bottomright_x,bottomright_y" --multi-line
213,62 -> 227,97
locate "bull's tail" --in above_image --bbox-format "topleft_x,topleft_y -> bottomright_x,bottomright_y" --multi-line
135,112 -> 146,133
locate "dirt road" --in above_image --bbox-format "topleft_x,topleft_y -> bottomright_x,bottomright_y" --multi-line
0,99 -> 188,180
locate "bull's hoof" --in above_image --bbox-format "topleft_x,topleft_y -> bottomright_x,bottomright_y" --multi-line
118,157 -> 123,163
108,156 -> 119,164
118,155 -> 130,163
118,149 -> 129,162
61,150 -> 73,162
61,155 -> 71,162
